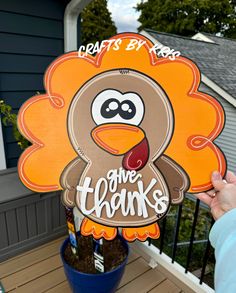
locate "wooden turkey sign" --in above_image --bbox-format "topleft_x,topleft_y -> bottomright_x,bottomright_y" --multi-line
18,33 -> 226,242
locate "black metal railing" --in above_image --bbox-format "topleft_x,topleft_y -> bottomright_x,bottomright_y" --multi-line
153,195 -> 215,289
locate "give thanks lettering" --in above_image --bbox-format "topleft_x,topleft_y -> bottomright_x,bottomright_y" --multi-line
76,168 -> 169,220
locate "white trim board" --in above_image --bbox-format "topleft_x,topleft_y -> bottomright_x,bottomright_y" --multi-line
192,33 -> 215,43
0,116 -> 6,170
141,30 -> 236,108
202,75 -> 236,107
132,241 -> 215,293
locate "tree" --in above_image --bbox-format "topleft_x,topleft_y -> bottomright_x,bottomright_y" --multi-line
136,0 -> 236,39
81,0 -> 117,45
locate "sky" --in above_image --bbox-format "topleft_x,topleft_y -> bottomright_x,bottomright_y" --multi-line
108,0 -> 141,33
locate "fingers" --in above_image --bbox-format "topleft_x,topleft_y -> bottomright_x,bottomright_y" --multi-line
196,170 -> 236,211
195,192 -> 212,206
211,171 -> 226,191
225,170 -> 236,184
205,189 -> 216,197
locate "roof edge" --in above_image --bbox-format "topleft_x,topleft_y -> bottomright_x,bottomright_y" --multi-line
140,30 -> 236,108
144,28 -> 218,45
201,32 -> 236,43
202,75 -> 236,107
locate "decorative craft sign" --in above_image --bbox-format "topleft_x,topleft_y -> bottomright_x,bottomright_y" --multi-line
18,33 -> 226,242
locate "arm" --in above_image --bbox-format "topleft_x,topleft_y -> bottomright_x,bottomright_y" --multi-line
196,171 -> 236,292
60,157 -> 87,207
154,155 -> 190,204
209,208 -> 236,292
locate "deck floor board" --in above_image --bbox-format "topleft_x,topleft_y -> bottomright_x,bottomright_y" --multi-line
0,237 -> 64,279
0,236 -> 182,293
148,279 -> 182,293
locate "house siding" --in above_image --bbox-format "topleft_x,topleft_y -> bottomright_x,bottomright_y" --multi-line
199,83 -> 236,172
0,0 -> 69,168
0,168 -> 66,261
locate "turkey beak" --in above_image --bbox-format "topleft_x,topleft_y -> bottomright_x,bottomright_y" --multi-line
91,123 -> 145,155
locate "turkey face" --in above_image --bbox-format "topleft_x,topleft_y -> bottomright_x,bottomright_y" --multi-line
91,89 -> 149,171
68,69 -> 174,170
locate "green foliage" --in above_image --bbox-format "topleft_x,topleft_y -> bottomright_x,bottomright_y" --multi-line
136,0 -> 236,38
0,100 -> 29,149
81,0 -> 117,45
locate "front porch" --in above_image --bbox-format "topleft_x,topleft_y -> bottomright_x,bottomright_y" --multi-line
0,169 -> 215,293
1,236 -> 192,293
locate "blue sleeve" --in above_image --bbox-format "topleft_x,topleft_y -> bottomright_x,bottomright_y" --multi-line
209,208 -> 236,293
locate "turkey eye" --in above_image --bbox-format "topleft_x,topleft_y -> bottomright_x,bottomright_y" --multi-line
120,100 -> 136,119
101,98 -> 119,118
91,89 -> 144,126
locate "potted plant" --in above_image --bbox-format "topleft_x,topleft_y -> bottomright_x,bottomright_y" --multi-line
0,99 -> 29,149
61,234 -> 129,293
60,208 -> 129,293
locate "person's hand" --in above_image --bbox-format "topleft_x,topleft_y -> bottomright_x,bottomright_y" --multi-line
196,171 -> 236,220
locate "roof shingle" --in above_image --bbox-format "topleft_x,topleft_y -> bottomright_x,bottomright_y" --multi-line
145,29 -> 236,99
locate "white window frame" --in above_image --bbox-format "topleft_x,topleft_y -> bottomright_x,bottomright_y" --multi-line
0,117 -> 7,170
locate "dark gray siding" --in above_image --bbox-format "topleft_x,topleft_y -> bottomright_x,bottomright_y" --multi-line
0,0 -> 69,168
0,168 -> 66,261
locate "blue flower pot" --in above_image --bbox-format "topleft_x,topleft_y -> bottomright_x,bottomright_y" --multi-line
60,234 -> 129,293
